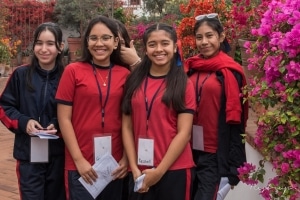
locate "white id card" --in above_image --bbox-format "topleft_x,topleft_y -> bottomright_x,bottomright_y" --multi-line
94,136 -> 112,162
138,138 -> 154,166
192,125 -> 204,151
30,137 -> 49,163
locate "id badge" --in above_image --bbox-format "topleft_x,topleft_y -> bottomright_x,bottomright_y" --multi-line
94,135 -> 112,162
138,138 -> 154,166
192,125 -> 204,151
30,137 -> 49,163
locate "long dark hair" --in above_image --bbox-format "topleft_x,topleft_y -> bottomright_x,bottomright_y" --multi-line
26,22 -> 64,91
114,19 -> 131,68
122,23 -> 187,115
114,19 -> 131,48
79,16 -> 128,69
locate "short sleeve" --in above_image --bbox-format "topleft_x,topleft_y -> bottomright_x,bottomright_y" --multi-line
55,65 -> 76,105
183,79 -> 196,113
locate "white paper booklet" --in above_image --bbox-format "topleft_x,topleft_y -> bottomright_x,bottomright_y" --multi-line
217,177 -> 231,200
78,153 -> 119,199
32,130 -> 59,139
33,132 -> 59,139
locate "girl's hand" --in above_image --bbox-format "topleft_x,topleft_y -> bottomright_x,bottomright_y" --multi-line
45,123 -> 55,130
140,168 -> 162,190
26,119 -> 43,135
111,156 -> 128,179
75,158 -> 98,185
39,124 -> 57,135
132,168 -> 142,182
120,40 -> 140,66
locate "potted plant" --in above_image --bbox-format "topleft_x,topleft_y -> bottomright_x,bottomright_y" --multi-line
53,0 -> 102,62
21,48 -> 33,64
62,47 -> 69,66
238,0 -> 300,199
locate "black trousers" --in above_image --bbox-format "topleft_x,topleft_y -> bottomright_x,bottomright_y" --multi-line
17,156 -> 66,200
192,150 -> 220,200
127,168 -> 195,200
67,170 -> 124,200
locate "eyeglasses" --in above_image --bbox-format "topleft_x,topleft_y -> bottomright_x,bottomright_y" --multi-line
87,35 -> 113,43
195,13 -> 218,21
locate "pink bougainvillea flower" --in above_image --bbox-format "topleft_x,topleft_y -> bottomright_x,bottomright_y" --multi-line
274,144 -> 285,152
280,163 -> 290,174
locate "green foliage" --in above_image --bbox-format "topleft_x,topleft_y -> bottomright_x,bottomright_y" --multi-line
143,0 -> 166,16
54,0 -> 104,36
142,0 -> 187,18
0,42 -> 10,64
164,0 -> 187,19
113,7 -> 127,24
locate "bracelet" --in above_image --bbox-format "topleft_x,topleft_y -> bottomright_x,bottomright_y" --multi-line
130,58 -> 141,67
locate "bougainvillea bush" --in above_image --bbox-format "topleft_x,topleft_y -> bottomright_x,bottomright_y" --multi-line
126,14 -> 181,56
238,0 -> 300,199
231,0 -> 271,41
3,0 -> 55,50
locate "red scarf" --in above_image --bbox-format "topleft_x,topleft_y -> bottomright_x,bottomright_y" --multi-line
185,51 -> 248,126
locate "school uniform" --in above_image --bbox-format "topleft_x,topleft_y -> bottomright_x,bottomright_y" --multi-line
55,61 -> 130,200
0,64 -> 65,200
127,74 -> 196,200
186,51 -> 247,200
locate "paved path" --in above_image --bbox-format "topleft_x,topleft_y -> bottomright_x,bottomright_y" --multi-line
0,72 -> 258,199
0,76 -> 19,200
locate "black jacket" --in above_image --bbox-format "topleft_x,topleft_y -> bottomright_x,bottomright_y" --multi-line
0,64 -> 64,161
216,70 -> 247,185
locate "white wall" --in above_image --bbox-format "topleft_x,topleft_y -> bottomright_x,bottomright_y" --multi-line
225,142 -> 276,200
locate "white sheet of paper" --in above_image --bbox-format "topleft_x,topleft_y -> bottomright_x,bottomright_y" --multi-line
33,132 -> 59,139
137,138 -> 154,166
94,136 -> 112,162
192,125 -> 204,151
217,177 -> 231,200
78,153 -> 119,199
134,174 -> 145,192
30,137 -> 49,163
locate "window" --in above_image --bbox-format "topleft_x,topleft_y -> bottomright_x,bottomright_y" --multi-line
130,0 -> 140,6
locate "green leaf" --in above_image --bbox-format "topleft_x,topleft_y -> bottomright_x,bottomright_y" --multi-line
279,66 -> 285,73
281,117 -> 287,124
287,95 -> 294,103
252,173 -> 257,180
290,116 -> 298,122
257,173 -> 264,183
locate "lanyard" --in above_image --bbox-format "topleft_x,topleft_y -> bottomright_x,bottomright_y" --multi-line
195,72 -> 211,104
37,72 -> 50,123
92,62 -> 112,128
143,77 -> 165,131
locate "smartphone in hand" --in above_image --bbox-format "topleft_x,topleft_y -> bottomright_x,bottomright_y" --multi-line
37,129 -> 57,134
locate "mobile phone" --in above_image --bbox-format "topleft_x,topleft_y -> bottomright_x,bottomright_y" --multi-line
37,129 -> 57,134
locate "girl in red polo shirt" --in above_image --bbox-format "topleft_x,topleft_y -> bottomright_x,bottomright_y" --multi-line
56,16 -> 130,200
185,14 -> 248,200
122,23 -> 196,200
